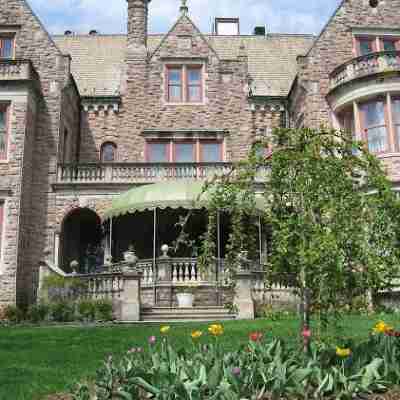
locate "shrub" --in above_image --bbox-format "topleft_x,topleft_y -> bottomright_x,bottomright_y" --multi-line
27,303 -> 50,323
95,300 -> 113,321
3,305 -> 25,324
77,300 -> 96,322
50,301 -> 75,322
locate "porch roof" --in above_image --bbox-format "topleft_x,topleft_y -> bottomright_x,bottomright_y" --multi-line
103,180 -> 266,219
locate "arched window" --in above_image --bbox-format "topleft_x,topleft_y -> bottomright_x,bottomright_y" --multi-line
101,142 -> 117,162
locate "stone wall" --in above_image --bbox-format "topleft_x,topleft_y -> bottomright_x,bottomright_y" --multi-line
0,0 -> 73,308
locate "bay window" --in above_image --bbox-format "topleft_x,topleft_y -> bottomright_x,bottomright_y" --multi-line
360,99 -> 388,153
338,93 -> 400,155
166,65 -> 203,103
147,140 -> 223,162
0,37 -> 14,59
0,104 -> 9,160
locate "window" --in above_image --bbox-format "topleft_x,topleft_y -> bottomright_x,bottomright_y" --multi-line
167,68 -> 183,103
393,98 -> 400,146
166,65 -> 203,103
360,99 -> 388,153
175,142 -> 195,162
0,104 -> 9,160
100,142 -> 117,163
0,200 -> 4,262
355,35 -> 400,56
358,38 -> 375,56
147,142 -> 170,163
147,140 -> 223,163
187,68 -> 202,102
0,37 -> 14,59
201,142 -> 222,162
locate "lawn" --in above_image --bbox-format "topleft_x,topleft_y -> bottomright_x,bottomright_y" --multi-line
1,314 -> 399,400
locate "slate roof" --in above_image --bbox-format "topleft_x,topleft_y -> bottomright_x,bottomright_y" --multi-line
53,33 -> 314,98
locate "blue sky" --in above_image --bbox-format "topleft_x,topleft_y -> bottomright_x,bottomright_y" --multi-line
28,0 -> 341,36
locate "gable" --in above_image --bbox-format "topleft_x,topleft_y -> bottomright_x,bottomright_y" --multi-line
150,14 -> 219,61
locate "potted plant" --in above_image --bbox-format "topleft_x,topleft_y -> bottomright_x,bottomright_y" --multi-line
123,243 -> 138,264
176,283 -> 198,308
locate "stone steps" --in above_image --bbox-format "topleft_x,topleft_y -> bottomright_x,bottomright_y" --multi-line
140,306 -> 237,322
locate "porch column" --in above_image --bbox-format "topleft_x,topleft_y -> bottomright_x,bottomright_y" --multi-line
119,268 -> 142,321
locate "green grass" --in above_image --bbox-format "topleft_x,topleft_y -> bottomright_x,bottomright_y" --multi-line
0,314 -> 399,400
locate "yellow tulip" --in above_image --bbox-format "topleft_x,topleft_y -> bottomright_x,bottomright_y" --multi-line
191,330 -> 203,339
373,321 -> 393,334
336,347 -> 351,357
160,325 -> 170,334
208,324 -> 224,336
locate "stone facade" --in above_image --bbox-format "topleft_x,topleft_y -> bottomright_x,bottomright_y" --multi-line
1,0 -> 400,310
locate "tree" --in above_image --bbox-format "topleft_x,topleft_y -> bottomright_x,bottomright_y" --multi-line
199,127 -> 400,346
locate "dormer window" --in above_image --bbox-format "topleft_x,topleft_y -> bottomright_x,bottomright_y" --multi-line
0,37 -> 14,59
166,65 -> 203,104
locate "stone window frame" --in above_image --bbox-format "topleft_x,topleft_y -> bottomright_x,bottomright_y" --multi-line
0,102 -> 11,163
162,60 -> 207,106
337,92 -> 400,155
100,142 -> 118,163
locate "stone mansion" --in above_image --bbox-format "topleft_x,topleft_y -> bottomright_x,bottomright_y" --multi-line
0,0 -> 400,311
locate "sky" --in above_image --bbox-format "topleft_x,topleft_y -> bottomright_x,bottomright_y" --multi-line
28,0 -> 341,36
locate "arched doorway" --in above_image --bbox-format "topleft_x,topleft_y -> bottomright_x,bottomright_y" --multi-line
60,208 -> 103,273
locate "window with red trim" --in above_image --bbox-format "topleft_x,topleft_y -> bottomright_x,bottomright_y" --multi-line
0,37 -> 13,59
0,200 -> 4,261
174,142 -> 195,163
147,142 -> 170,162
360,99 -> 388,153
357,37 -> 376,56
0,104 -> 9,160
166,65 -> 203,103
393,98 -> 400,146
167,68 -> 183,102
200,142 -> 222,162
100,142 -> 117,162
187,68 -> 202,102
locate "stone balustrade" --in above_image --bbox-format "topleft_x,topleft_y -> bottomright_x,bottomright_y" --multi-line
56,162 -> 233,185
71,272 -> 124,299
0,59 -> 34,81
329,51 -> 400,91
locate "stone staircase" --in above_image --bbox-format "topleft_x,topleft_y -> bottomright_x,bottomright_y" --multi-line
140,306 -> 237,322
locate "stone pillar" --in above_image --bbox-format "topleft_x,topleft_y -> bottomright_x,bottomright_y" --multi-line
119,270 -> 142,321
234,270 -> 255,320
156,253 -> 172,306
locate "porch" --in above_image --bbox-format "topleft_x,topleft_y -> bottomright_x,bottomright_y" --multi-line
42,180 -> 281,321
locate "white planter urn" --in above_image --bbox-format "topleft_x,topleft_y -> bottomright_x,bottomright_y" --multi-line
123,251 -> 138,264
176,293 -> 194,308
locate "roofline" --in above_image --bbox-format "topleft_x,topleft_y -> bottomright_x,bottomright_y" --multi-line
51,32 -> 316,39
304,0 -> 346,57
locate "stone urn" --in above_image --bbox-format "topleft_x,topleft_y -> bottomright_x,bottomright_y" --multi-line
176,293 -> 194,308
123,245 -> 138,265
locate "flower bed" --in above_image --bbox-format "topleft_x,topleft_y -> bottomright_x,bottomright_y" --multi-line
72,321 -> 400,399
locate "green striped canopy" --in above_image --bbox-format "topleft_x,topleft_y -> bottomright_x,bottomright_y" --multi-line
103,180 -> 266,220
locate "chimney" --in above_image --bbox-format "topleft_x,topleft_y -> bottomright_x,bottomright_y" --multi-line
126,0 -> 151,51
254,26 -> 266,36
213,18 -> 240,35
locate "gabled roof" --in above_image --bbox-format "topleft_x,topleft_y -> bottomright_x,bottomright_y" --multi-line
53,32 -> 314,98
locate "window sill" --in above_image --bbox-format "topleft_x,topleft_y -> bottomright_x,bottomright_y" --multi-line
164,102 -> 206,106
